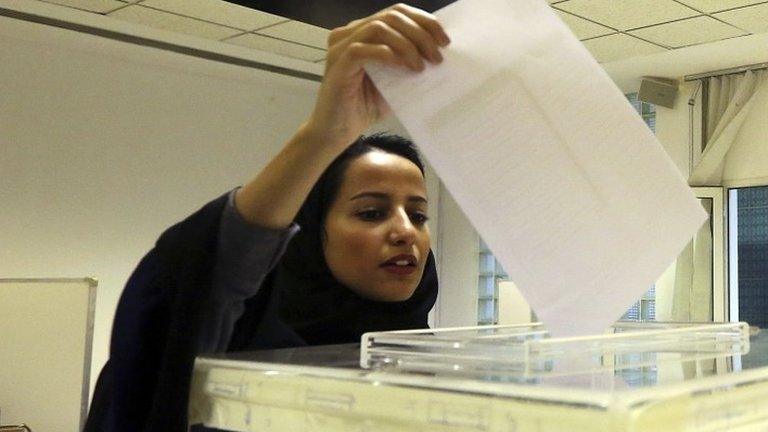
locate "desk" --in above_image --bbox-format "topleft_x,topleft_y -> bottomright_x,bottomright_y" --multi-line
190,332 -> 768,431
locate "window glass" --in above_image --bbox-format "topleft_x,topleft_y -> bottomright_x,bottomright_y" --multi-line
734,186 -> 768,329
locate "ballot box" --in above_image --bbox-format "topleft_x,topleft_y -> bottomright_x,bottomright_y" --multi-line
189,322 -> 768,432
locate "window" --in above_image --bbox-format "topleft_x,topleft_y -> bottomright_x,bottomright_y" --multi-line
627,92 -> 656,130
477,239 -> 508,325
622,286 -> 656,321
729,186 -> 768,329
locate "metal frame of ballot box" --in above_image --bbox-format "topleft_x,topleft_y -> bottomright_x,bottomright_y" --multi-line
190,322 -> 768,432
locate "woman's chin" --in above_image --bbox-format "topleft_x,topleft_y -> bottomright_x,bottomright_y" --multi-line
374,283 -> 418,302
351,281 -> 415,302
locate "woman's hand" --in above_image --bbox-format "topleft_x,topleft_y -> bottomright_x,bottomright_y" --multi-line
235,5 -> 449,229
304,3 -> 450,150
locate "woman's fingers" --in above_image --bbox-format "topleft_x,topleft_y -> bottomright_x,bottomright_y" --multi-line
390,4 -> 451,47
305,5 -> 450,145
378,10 -> 442,64
354,20 -> 426,70
341,42 -> 403,70
327,4 -> 449,70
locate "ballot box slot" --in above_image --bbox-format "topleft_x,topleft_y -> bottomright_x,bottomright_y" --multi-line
361,322 -> 750,378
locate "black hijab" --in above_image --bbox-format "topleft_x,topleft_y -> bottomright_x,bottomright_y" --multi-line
85,135 -> 438,432
232,134 -> 439,348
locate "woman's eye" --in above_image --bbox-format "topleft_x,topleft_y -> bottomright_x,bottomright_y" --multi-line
357,209 -> 385,221
410,212 -> 429,225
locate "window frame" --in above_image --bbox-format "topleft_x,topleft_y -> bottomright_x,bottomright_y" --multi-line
697,187 -> 728,322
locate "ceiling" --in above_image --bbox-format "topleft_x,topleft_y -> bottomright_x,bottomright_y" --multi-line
224,0 -> 456,29
27,0 -> 768,73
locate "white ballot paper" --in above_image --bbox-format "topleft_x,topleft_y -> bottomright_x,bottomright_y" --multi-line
366,0 -> 707,336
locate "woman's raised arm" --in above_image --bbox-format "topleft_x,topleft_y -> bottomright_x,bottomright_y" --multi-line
234,4 -> 449,229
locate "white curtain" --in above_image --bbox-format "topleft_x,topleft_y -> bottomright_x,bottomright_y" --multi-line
689,70 -> 767,186
655,199 -> 712,322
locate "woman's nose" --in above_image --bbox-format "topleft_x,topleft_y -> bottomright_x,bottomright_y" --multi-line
388,209 -> 417,245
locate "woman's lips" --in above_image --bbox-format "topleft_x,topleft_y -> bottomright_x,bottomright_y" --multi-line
380,254 -> 418,275
381,264 -> 417,275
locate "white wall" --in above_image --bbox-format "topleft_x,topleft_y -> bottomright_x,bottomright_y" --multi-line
0,9 -> 319,404
435,187 -> 479,327
497,281 -> 532,325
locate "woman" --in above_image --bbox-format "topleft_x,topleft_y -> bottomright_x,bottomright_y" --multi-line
85,4 -> 450,432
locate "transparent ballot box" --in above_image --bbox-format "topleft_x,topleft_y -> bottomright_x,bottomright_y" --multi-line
190,322 -> 768,432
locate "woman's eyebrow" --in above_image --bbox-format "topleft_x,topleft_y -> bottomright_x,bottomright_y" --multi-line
350,192 -> 389,201
350,191 -> 427,203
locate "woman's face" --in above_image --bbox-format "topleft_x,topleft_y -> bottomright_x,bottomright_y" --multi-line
323,150 -> 431,302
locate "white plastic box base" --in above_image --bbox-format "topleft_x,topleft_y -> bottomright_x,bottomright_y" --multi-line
190,323 -> 768,432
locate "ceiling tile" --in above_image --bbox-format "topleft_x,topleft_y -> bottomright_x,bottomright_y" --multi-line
556,0 -> 700,31
108,5 -> 243,40
226,33 -> 326,62
256,20 -> 330,49
555,10 -> 615,40
629,16 -> 747,48
39,0 -> 125,14
581,33 -> 667,63
676,0 -> 766,13
715,3 -> 768,34
140,0 -> 286,31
